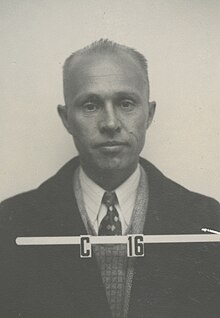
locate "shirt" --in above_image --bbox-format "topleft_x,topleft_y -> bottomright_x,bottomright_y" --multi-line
79,165 -> 141,235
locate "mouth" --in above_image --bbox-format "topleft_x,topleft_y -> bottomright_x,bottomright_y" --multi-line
95,141 -> 128,153
96,141 -> 127,147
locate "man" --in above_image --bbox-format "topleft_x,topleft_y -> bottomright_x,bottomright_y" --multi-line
0,39 -> 220,318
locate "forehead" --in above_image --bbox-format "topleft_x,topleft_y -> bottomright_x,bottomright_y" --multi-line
64,51 -> 148,102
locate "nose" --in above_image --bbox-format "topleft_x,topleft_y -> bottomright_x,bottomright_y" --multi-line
99,102 -> 121,134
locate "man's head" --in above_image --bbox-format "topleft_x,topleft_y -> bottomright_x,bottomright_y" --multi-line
58,39 -> 156,189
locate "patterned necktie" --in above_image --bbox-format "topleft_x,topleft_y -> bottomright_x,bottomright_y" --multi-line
98,192 -> 122,235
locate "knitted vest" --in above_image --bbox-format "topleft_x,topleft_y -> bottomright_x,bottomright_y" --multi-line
73,166 -> 149,318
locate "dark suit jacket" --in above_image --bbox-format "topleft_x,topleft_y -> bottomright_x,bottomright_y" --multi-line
0,157 -> 220,318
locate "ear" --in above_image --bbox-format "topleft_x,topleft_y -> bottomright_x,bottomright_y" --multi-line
146,101 -> 156,129
57,104 -> 72,134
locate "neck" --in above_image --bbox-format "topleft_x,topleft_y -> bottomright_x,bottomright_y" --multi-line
81,163 -> 138,191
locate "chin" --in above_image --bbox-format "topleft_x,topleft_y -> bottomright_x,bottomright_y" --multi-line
95,157 -> 135,173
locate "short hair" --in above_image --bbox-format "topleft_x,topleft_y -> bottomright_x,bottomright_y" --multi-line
63,39 -> 149,101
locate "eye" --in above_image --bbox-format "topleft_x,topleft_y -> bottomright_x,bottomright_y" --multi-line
82,102 -> 99,112
119,99 -> 136,111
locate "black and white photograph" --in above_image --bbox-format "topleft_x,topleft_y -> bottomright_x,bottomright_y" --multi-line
1,1 -> 220,317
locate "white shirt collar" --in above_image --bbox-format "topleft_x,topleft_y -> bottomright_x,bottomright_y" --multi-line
79,167 -> 104,222
79,165 -> 141,232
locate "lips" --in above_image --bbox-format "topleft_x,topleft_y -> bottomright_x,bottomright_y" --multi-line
94,141 -> 128,154
95,141 -> 127,148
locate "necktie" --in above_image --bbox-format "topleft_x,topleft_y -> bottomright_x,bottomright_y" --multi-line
98,192 -> 122,235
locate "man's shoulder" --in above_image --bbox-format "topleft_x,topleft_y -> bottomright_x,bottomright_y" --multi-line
0,157 -> 80,227
140,157 -> 219,202
140,157 -> 220,228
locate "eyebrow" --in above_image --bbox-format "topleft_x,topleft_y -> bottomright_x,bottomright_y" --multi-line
73,91 -> 141,104
113,91 -> 141,101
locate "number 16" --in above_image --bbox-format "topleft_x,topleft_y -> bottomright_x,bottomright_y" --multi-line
127,235 -> 144,257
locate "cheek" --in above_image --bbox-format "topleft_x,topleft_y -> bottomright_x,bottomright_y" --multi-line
68,112 -> 98,134
69,116 -> 97,147
68,114 -> 86,135
127,113 -> 147,136
125,116 -> 147,153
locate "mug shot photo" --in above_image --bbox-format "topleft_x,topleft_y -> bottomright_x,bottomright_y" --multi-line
1,39 -> 220,318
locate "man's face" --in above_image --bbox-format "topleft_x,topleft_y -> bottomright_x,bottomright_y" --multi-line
59,51 -> 155,176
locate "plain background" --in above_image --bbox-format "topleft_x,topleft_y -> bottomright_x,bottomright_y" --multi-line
1,0 -> 219,202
